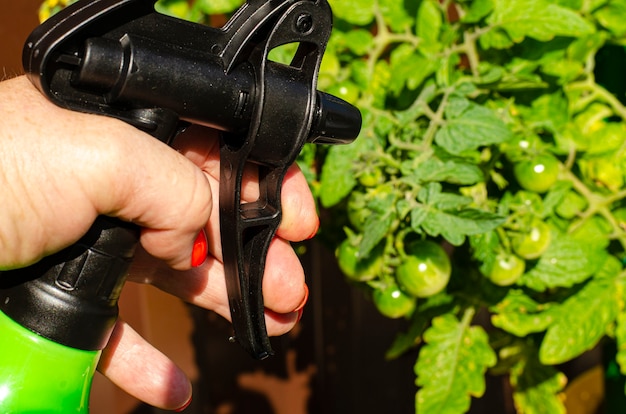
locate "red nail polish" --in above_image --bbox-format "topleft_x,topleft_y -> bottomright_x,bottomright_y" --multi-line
191,230 -> 208,268
175,396 -> 192,412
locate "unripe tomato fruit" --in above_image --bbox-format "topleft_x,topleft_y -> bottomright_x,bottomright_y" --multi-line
373,284 -> 416,319
513,153 -> 560,193
336,239 -> 384,282
396,240 -> 451,298
488,254 -> 525,286
511,218 -> 552,260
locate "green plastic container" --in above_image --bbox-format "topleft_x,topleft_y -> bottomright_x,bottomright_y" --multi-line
0,310 -> 100,413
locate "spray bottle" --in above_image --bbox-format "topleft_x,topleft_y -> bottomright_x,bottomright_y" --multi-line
0,0 -> 361,411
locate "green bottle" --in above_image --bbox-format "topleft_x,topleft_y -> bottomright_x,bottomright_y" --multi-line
0,217 -> 138,413
0,311 -> 100,413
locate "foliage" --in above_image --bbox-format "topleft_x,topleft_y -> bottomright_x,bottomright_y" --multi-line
315,1 -> 626,412
40,0 -> 626,412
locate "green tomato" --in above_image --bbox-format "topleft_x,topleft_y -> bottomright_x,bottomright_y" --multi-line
336,240 -> 384,282
358,167 -> 384,187
511,218 -> 552,260
396,240 -> 451,298
513,153 -> 560,193
373,284 -> 416,319
488,254 -> 525,286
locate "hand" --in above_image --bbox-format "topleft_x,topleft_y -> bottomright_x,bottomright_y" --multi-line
0,76 -> 318,410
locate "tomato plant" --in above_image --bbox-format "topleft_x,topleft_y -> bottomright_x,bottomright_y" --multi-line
41,0 -> 626,412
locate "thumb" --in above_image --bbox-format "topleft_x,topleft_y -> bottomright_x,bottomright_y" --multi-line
0,76 -> 212,270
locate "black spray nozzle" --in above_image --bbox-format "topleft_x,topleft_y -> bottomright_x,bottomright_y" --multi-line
65,37 -> 361,145
309,91 -> 362,144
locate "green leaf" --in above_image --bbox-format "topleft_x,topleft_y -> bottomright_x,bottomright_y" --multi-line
417,183 -> 472,210
359,191 -> 397,257
343,29 -> 375,56
615,274 -> 626,375
594,0 -> 626,36
435,98 -> 514,155
386,293 -> 456,360
416,0 -> 443,54
379,0 -> 414,32
416,311 -> 496,414
461,0 -> 495,23
519,234 -> 608,291
404,157 -> 485,186
196,0 -> 243,15
511,347 -> 567,414
540,277 -> 619,365
413,184 -> 505,246
327,0 -> 375,25
520,92 -> 569,135
319,144 -> 361,207
491,290 -> 557,337
487,0 -> 594,44
390,45 -> 437,95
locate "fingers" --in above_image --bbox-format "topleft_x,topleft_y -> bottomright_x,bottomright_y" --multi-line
98,319 -> 192,411
129,237 -> 307,336
0,76 -> 212,270
173,126 -> 319,253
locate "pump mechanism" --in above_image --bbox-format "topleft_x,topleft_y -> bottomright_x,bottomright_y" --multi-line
2,0 -> 361,360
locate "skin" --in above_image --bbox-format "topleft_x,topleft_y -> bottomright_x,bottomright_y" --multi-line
0,76 -> 318,410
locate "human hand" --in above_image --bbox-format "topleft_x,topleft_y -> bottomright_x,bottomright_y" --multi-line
0,76 -> 317,410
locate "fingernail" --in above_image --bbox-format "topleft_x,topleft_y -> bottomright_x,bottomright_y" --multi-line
175,396 -> 192,412
191,230 -> 208,268
297,308 -> 304,323
293,284 -> 309,313
306,218 -> 320,240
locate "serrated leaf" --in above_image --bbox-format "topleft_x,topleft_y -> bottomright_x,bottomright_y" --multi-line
519,234 -> 608,291
487,0 -> 594,44
319,145 -> 358,207
416,311 -> 496,414
539,277 -> 619,365
491,290 -> 557,337
418,183 -> 473,210
386,294 -> 456,360
511,348 -> 567,414
406,157 -> 485,185
359,192 -> 397,257
435,100 -> 513,155
419,208 -> 507,246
